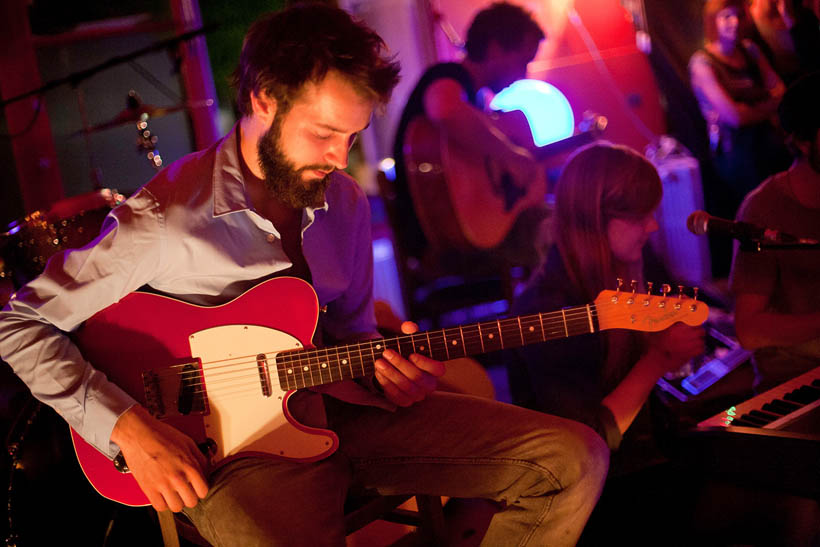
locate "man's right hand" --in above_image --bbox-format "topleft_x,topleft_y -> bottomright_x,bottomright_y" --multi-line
110,405 -> 209,512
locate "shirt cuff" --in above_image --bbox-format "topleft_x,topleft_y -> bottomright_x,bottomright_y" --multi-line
84,374 -> 139,459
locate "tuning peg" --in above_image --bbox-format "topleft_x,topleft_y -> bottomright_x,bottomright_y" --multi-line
643,282 -> 653,306
690,287 -> 699,312
612,278 -> 624,302
659,284 -> 671,308
627,280 -> 637,304
675,285 -> 685,309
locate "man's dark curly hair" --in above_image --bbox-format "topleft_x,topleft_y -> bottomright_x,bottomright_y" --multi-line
464,2 -> 545,62
232,3 -> 401,116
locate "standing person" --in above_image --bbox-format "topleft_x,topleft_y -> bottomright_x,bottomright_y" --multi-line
392,1 -> 550,271
748,0 -> 820,85
505,142 -> 705,543
731,71 -> 820,393
689,0 -> 792,218
0,4 -> 609,546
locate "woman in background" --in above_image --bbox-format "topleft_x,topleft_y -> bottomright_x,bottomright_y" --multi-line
505,142 -> 704,544
689,0 -> 791,216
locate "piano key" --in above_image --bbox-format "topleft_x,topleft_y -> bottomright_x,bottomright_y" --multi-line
784,389 -> 818,405
761,402 -> 788,416
728,418 -> 761,427
738,413 -> 770,426
748,409 -> 779,423
771,394 -> 803,414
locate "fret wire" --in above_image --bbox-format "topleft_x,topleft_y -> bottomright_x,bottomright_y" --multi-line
345,344 -> 355,380
458,325 -> 466,355
496,319 -> 504,349
517,316 -> 524,346
476,322 -> 486,352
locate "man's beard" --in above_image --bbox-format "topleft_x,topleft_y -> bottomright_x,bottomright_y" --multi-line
257,116 -> 333,209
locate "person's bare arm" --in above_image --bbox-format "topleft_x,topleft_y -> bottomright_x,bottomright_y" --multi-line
423,78 -> 536,183
734,292 -> 820,350
690,54 -> 779,128
602,324 -> 704,433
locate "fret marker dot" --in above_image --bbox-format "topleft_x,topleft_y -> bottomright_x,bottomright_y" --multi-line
529,326 -> 535,332
488,334 -> 494,339
303,366 -> 309,372
321,363 -> 327,368
451,340 -> 458,345
342,359 -> 348,365
287,369 -> 293,374
376,344 -> 382,350
419,346 -> 425,351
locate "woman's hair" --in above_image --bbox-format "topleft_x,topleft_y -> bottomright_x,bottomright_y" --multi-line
231,3 -> 401,117
552,142 -> 662,302
702,0 -> 748,43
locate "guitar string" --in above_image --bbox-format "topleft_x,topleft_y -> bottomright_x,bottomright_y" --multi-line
162,307 -> 694,398
176,299 -> 697,377
166,302 -> 700,391
168,317 -> 604,396
169,308 -> 600,377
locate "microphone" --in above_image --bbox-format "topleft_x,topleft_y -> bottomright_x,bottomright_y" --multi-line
686,211 -> 801,244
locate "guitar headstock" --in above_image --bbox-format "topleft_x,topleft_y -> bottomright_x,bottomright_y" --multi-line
595,281 -> 709,332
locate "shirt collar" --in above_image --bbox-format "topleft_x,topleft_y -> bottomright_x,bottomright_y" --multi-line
212,122 -> 330,218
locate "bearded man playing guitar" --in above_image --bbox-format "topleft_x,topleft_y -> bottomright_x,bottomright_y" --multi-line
0,4 -> 610,546
393,1 -> 551,269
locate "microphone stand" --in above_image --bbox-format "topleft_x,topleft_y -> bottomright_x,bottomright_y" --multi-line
0,24 -> 218,108
740,240 -> 820,252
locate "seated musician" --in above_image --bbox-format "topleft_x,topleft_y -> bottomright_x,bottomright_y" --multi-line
0,4 -> 609,545
392,1 -> 550,270
504,142 -> 706,543
731,70 -> 820,392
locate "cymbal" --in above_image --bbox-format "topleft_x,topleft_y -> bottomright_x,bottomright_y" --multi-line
71,90 -> 213,136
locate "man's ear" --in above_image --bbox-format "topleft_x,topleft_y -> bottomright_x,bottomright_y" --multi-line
249,90 -> 277,124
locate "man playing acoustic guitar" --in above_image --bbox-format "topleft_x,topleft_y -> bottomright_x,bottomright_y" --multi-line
0,4 -> 608,546
393,1 -> 551,270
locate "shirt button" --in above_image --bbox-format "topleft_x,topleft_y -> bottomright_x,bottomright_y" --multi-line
266,234 -> 276,243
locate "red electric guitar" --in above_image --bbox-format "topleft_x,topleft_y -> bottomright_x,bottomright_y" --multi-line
71,276 -> 707,506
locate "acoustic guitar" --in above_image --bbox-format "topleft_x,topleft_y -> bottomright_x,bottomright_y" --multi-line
70,276 -> 706,506
403,110 -> 605,251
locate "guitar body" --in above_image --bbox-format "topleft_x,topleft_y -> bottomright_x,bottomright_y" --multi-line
403,110 -> 547,251
71,277 -> 338,506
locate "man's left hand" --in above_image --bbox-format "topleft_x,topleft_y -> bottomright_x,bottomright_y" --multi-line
374,321 -> 446,407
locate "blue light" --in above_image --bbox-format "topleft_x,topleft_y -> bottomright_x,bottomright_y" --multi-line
490,79 -> 574,147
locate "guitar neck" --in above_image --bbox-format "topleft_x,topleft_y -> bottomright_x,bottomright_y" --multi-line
275,304 -> 598,390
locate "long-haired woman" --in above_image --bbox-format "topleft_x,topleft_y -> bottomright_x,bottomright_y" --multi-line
504,142 -> 705,542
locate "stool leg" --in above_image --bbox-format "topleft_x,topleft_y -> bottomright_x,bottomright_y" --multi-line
416,495 -> 447,545
157,510 -> 181,547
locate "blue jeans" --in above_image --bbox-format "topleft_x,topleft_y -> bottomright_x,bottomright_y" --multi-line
184,391 -> 609,546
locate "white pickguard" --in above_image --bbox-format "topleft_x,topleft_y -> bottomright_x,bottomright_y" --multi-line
188,325 -> 336,462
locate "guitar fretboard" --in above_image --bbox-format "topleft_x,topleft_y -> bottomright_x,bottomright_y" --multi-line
274,304 -> 598,390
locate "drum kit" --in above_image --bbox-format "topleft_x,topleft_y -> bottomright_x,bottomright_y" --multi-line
0,90 -> 211,300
